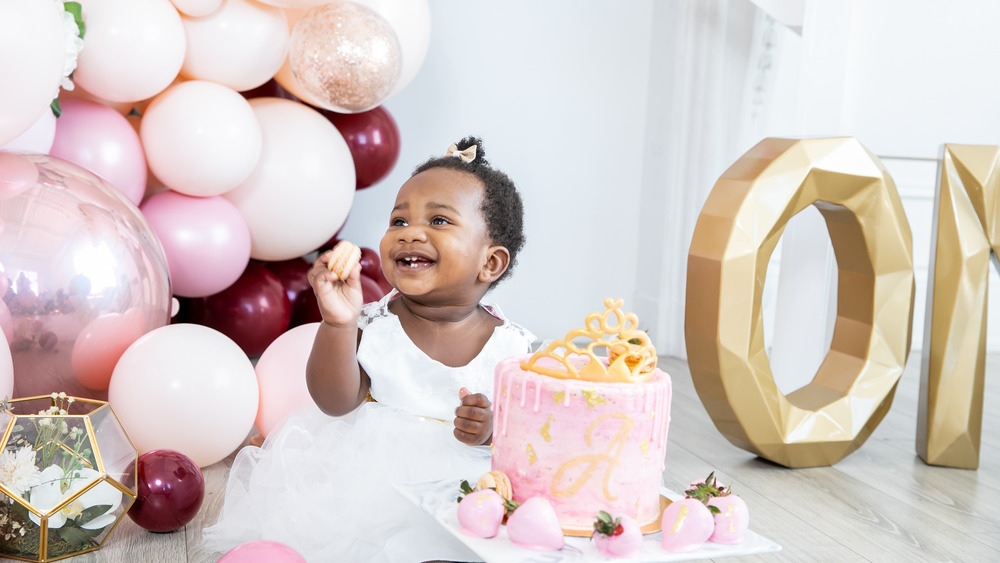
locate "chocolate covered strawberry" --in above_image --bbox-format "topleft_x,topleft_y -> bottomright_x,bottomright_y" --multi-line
592,511 -> 642,558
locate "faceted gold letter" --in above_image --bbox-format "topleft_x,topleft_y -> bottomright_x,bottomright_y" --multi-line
686,137 -> 915,468
918,144 -> 1000,469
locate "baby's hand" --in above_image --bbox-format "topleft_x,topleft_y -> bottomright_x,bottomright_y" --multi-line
310,249 -> 363,328
454,387 -> 492,446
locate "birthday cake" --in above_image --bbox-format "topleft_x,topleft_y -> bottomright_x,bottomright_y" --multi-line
491,298 -> 672,534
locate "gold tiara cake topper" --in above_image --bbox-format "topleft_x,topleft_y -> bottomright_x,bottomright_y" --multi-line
521,298 -> 657,383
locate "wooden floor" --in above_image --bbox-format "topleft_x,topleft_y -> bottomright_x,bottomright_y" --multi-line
10,352 -> 998,563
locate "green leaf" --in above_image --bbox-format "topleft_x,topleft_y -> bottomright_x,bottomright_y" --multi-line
63,2 -> 85,38
58,526 -> 93,549
77,504 -> 111,526
51,98 -> 62,118
707,504 -> 721,515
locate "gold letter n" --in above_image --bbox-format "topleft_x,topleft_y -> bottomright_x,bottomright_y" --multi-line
919,144 -> 1000,469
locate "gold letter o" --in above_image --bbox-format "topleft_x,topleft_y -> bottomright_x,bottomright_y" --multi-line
685,137 -> 915,468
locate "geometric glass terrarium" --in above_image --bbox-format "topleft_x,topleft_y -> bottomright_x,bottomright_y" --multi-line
0,393 -> 138,562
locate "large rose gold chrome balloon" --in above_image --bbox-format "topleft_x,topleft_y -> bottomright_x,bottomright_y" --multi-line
287,1 -> 402,113
0,153 -> 171,399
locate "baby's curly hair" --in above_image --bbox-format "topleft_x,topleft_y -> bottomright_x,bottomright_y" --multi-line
412,136 -> 525,285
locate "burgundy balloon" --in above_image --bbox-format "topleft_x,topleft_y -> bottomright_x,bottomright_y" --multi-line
183,262 -> 292,357
128,449 -> 205,533
239,78 -> 299,102
359,246 -> 392,294
296,273 -> 387,326
265,256 -> 321,329
321,106 -> 400,189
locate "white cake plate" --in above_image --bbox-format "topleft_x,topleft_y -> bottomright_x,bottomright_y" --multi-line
396,479 -> 781,563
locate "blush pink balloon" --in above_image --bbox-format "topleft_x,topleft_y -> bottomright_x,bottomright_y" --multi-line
109,324 -> 259,467
0,109 -> 56,154
141,81 -> 263,197
0,152 -> 40,201
180,0 -> 289,92
0,0 -> 64,145
73,0 -> 186,103
71,308 -> 147,390
254,322 -> 321,437
218,540 -> 307,563
49,99 -> 147,205
140,191 -> 252,298
224,98 -> 354,261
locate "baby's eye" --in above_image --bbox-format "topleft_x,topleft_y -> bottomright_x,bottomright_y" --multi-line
391,218 -> 407,227
430,216 -> 450,226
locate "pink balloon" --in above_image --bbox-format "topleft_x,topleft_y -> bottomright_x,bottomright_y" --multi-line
254,322 -> 321,437
218,540 -> 307,563
49,99 -> 148,205
0,154 -> 171,401
0,0 -> 65,145
71,308 -> 147,390
0,152 -> 40,201
140,191 -> 252,298
0,109 -> 56,154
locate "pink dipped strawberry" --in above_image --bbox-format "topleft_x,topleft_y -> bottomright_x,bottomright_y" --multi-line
506,497 -> 565,551
592,511 -> 642,558
686,472 -> 749,544
660,498 -> 714,552
457,489 -> 505,538
707,494 -> 748,544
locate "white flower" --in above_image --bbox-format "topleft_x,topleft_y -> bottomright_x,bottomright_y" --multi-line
57,3 -> 85,93
0,447 -> 43,497
28,466 -> 123,530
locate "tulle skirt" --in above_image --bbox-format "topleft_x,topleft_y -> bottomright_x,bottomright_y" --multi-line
201,402 -> 490,562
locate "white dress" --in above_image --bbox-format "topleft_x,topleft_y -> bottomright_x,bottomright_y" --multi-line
201,291 -> 535,562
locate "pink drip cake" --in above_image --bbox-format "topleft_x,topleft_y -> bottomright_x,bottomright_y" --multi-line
491,298 -> 672,534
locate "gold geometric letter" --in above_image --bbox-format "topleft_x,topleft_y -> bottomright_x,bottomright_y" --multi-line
685,137 -> 915,468
918,144 -> 1000,469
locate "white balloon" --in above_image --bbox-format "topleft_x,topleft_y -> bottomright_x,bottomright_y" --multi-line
109,324 -> 259,468
0,325 -> 12,402
355,0 -> 431,99
0,109 -> 56,154
73,0 -> 186,103
170,0 -> 224,17
180,0 -> 289,92
141,80 -> 263,197
224,98 -> 355,261
0,0 -> 64,145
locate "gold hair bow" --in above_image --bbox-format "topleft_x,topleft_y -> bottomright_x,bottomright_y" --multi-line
445,143 -> 477,163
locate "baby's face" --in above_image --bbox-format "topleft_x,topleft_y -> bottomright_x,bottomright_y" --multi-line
379,167 -> 492,303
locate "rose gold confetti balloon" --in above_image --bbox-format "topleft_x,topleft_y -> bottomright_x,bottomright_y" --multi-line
288,1 -> 401,113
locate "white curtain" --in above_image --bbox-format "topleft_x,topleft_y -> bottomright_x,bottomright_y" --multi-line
634,0 -> 792,358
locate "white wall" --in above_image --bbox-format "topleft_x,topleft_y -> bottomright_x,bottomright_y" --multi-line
767,0 -> 1000,391
338,0 -> 1000,361
338,1 -> 655,341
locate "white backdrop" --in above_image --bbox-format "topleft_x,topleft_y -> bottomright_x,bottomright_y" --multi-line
337,0 -> 1000,370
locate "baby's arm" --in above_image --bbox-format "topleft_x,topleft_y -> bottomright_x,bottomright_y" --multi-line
454,387 -> 493,446
305,249 -> 370,416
